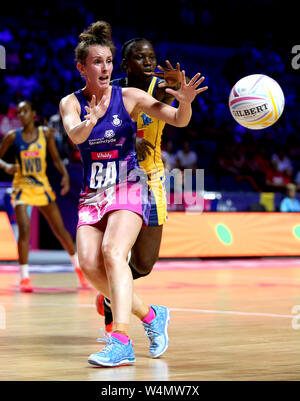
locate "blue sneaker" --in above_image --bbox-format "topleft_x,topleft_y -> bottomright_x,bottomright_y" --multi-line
88,331 -> 136,367
143,305 -> 170,358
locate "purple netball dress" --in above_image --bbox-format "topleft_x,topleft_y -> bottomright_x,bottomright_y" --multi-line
74,86 -> 150,228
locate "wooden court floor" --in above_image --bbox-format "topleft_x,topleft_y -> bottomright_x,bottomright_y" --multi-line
1,258 -> 300,381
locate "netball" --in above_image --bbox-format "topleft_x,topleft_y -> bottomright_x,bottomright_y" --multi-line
229,74 -> 285,129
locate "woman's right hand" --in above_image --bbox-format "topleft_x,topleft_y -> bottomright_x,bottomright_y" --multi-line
3,162 -> 18,175
84,94 -> 109,126
165,71 -> 208,104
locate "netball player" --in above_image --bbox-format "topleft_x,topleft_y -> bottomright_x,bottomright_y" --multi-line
59,20 -> 207,367
96,38 -> 189,332
0,100 -> 90,292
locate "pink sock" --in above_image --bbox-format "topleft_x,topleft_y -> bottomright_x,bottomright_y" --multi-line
142,307 -> 156,324
111,333 -> 129,345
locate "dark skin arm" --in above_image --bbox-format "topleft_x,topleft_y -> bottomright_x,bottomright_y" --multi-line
136,61 -> 181,159
136,61 -> 195,159
0,131 -> 18,174
136,135 -> 155,160
45,127 -> 70,196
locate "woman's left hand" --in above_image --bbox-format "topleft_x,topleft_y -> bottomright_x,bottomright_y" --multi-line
84,94 -> 109,126
165,71 -> 208,104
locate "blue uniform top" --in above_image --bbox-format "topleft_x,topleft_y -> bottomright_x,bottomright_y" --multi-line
280,197 -> 300,212
74,85 -> 143,194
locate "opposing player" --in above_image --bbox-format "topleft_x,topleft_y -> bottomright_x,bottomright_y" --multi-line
59,21 -> 207,367
96,38 -> 197,331
0,100 -> 90,292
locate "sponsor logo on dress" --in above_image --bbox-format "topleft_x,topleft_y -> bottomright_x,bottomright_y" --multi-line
91,150 -> 119,160
88,138 -> 116,145
23,151 -> 39,157
112,114 -> 122,127
104,130 -> 115,139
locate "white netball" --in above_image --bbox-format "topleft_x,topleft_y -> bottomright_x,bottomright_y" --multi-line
228,74 -> 285,129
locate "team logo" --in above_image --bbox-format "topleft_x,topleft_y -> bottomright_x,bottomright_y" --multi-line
112,114 -> 122,127
141,113 -> 152,126
104,130 -> 115,139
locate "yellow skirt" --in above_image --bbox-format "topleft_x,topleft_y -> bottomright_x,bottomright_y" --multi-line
10,185 -> 56,207
148,171 -> 168,226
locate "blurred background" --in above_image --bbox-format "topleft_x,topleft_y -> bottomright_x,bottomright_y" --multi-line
0,0 -> 299,251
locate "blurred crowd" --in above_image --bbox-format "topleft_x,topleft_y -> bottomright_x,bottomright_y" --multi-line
0,0 -> 299,193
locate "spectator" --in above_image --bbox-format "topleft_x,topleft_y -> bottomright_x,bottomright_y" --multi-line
265,160 -> 291,192
176,140 -> 198,170
280,183 -> 300,212
161,140 -> 177,171
253,146 -> 271,177
174,140 -> 198,193
231,143 -> 248,173
271,147 -> 293,178
217,143 -> 239,176
0,103 -> 21,138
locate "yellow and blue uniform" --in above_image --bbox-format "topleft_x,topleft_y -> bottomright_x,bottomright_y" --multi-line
112,76 -> 168,226
11,126 -> 56,207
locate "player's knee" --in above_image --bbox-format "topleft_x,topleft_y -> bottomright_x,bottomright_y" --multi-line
130,254 -> 158,275
101,243 -> 125,269
79,254 -> 103,277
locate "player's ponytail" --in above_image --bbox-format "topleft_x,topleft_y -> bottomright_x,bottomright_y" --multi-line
75,21 -> 116,65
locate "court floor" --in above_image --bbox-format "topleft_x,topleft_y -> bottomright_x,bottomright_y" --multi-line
1,257 -> 300,381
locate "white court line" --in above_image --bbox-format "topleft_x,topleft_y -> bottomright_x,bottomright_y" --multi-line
0,302 -> 294,319
170,308 -> 294,319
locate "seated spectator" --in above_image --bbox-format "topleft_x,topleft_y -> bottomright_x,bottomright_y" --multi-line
265,160 -> 291,192
231,143 -> 249,173
271,146 -> 293,178
217,143 -> 239,176
161,140 -> 177,171
280,183 -> 300,212
235,149 -> 266,192
253,146 -> 271,176
176,140 -> 198,171
170,140 -> 198,194
0,104 -> 21,138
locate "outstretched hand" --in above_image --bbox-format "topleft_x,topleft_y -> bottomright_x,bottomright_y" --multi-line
165,71 -> 208,103
153,60 -> 182,89
84,94 -> 109,126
